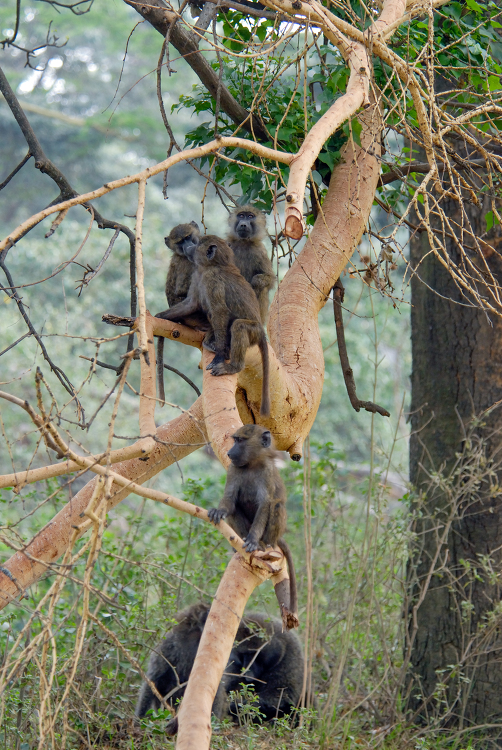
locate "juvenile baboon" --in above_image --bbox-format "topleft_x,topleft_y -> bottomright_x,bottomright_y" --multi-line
156,222 -> 209,331
155,222 -> 209,404
208,425 -> 297,619
226,612 -> 304,721
135,603 -> 227,734
156,236 -> 271,417
164,222 -> 199,306
227,205 -> 275,323
135,604 -> 303,734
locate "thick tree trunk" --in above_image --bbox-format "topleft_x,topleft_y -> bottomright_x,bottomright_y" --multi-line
408,193 -> 502,731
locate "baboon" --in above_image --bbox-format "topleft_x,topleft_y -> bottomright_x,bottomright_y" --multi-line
164,222 -> 199,307
226,612 -> 304,721
208,425 -> 297,618
155,222 -> 209,405
227,205 -> 275,324
135,604 -> 303,734
156,221 -> 209,330
156,236 -> 271,417
135,603 -> 227,734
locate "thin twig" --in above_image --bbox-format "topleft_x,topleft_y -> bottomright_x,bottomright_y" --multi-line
164,363 -> 201,397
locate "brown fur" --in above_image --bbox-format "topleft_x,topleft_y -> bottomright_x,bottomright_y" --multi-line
156,222 -> 209,330
157,236 -> 271,417
208,425 -> 297,616
227,205 -> 275,324
154,222 -> 209,405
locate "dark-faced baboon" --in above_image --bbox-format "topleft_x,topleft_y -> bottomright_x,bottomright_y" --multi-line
156,222 -> 209,331
135,604 -> 304,735
227,205 -> 275,324
135,603 -> 227,735
226,612 -> 303,721
208,425 -> 297,619
156,236 -> 271,417
154,222 -> 209,405
164,222 -> 200,307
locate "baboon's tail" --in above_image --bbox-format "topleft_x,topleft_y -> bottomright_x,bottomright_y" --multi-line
259,332 -> 271,417
278,538 -> 298,623
157,336 -> 165,406
135,681 -> 157,719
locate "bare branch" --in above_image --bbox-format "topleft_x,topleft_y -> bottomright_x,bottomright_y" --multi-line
332,281 -> 390,418
124,0 -> 269,140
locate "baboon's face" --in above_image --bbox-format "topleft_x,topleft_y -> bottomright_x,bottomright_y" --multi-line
227,425 -> 272,467
234,210 -> 257,239
166,222 -> 200,258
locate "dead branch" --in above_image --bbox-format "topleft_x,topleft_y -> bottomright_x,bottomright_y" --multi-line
0,391 -> 65,457
332,280 -> 390,418
0,137 -> 293,253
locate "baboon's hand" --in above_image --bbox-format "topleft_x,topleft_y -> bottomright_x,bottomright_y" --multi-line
166,716 -> 179,736
206,353 -> 226,371
210,362 -> 240,376
208,508 -> 228,524
244,535 -> 259,552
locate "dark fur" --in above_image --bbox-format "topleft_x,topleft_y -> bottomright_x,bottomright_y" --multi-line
154,222 -> 209,405
208,425 -> 297,617
227,612 -> 303,721
135,604 -> 303,734
134,604 -> 227,734
227,205 -> 275,324
165,222 -> 199,307
156,236 -> 271,417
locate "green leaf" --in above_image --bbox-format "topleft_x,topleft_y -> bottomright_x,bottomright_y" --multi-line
256,25 -> 267,42
318,151 -> 336,170
486,211 -> 500,231
352,119 -> 363,147
488,75 -> 502,91
465,0 -> 483,13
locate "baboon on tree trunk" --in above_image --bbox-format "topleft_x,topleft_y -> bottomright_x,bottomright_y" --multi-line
227,205 -> 276,324
208,424 -> 298,621
155,222 -> 210,404
156,236 -> 271,417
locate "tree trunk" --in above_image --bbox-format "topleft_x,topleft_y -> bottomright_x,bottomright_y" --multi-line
408,190 -> 502,732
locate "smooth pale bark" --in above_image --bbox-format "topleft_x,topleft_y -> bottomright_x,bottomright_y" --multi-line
176,555 -> 269,749
0,399 -> 207,609
0,101 -> 382,610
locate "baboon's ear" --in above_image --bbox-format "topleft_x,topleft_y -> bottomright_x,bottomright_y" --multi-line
261,430 -> 272,448
190,221 -> 199,230
206,244 -> 217,260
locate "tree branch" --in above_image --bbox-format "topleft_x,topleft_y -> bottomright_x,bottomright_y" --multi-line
0,64 -> 138,374
332,280 -> 390,417
123,0 -> 269,140
0,137 -> 293,252
0,399 -> 208,609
